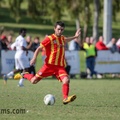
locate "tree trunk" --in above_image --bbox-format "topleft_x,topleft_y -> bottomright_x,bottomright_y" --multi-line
83,23 -> 88,41
75,18 -> 80,30
93,0 -> 99,42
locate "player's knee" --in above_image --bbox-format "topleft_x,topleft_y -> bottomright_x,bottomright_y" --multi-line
30,76 -> 41,84
31,77 -> 37,84
62,76 -> 70,84
31,80 -> 38,84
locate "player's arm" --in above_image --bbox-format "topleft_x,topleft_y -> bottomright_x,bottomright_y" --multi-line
22,46 -> 28,51
26,41 -> 33,49
74,36 -> 83,48
65,28 -> 81,42
30,45 -> 43,65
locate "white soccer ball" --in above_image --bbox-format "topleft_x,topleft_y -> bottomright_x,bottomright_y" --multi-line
44,94 -> 55,105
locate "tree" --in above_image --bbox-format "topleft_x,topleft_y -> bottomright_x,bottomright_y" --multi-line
93,0 -> 100,42
27,0 -> 48,19
112,0 -> 120,21
65,0 -> 93,41
65,0 -> 81,29
82,0 -> 91,41
8,0 -> 23,22
47,0 -> 64,23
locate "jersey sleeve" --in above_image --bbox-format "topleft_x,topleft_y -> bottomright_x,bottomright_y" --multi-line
41,37 -> 51,47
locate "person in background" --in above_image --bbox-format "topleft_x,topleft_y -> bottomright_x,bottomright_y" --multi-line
116,38 -> 120,52
32,37 -> 40,52
3,28 -> 31,87
68,38 -> 80,79
106,38 -> 118,53
107,38 -> 119,77
0,35 -> 8,50
7,35 -> 13,50
26,35 -> 33,51
96,36 -> 108,50
69,39 -> 80,51
76,36 -> 102,79
22,21 -> 81,104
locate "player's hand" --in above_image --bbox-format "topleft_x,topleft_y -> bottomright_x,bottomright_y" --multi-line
75,28 -> 81,38
30,58 -> 36,65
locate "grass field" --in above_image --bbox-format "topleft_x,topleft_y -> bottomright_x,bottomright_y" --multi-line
0,78 -> 120,120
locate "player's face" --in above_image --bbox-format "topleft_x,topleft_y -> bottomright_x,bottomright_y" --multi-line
54,25 -> 64,37
22,31 -> 26,37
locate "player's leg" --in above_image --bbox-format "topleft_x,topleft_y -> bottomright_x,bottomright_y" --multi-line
18,68 -> 30,87
3,57 -> 21,84
86,58 -> 92,79
61,76 -> 70,99
61,76 -> 76,105
17,57 -> 30,87
23,64 -> 53,84
3,69 -> 21,80
55,66 -> 76,104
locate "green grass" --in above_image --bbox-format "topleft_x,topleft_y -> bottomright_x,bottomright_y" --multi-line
0,78 -> 120,120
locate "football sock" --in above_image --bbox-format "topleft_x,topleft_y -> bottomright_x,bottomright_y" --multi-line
62,83 -> 69,99
19,78 -> 25,85
7,71 -> 14,78
24,73 -> 34,81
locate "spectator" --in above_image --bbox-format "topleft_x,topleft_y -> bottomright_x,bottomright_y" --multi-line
32,37 -> 40,52
96,36 -> 108,50
0,35 -> 8,50
69,39 -> 80,78
69,39 -> 80,51
116,38 -> 120,52
78,37 -> 102,79
106,38 -> 118,53
26,35 -> 33,51
7,35 -> 13,50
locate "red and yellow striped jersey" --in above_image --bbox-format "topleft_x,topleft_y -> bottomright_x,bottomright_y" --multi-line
41,34 -> 66,67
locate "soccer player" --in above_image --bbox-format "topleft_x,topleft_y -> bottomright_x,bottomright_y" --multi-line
22,21 -> 81,104
3,28 -> 30,87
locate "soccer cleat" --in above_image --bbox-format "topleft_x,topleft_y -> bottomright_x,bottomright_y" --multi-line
14,73 -> 22,80
3,74 -> 8,84
63,95 -> 76,105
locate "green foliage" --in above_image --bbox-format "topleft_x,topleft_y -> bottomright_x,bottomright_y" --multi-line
27,0 -> 48,19
47,0 -> 64,23
112,0 -> 120,21
8,0 -> 23,22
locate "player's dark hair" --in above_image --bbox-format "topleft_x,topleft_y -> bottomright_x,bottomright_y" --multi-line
55,21 -> 65,28
19,28 -> 27,34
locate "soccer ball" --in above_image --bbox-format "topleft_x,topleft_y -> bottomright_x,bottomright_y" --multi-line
44,94 -> 55,105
